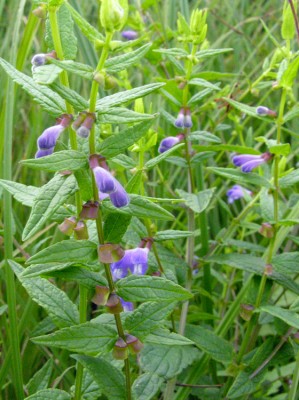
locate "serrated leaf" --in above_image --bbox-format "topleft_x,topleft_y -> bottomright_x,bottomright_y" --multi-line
74,168 -> 93,201
105,44 -> 152,73
65,3 -> 104,42
260,305 -> 299,329
207,167 -> 272,188
154,230 -> 194,241
116,275 -> 193,302
97,120 -> 153,158
260,188 -> 274,221
145,143 -> 184,170
104,213 -> 131,243
46,4 -> 77,60
125,170 -> 143,194
98,108 -> 155,124
124,302 -> 176,339
32,64 -> 62,85
0,179 -> 39,207
26,359 -> 53,396
48,58 -> 94,80
32,322 -> 117,355
22,263 -> 73,278
132,373 -> 163,400
20,150 -> 88,172
176,188 -> 215,213
184,324 -> 233,363
42,266 -> 107,288
272,252 -> 299,274
195,48 -> 233,59
146,329 -> 194,345
189,78 -> 220,90
140,343 -> 200,379
154,48 -> 188,57
0,58 -> 65,116
27,240 -> 98,265
25,389 -> 71,400
279,169 -> 299,188
9,260 -> 79,328
22,174 -> 78,241
188,131 -> 222,143
96,83 -> 165,109
50,82 -> 88,111
102,194 -> 174,220
72,355 -> 125,400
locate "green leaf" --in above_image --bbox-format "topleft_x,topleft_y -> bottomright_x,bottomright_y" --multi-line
154,48 -> 188,57
22,263 -> 73,278
105,44 -> 152,73
9,260 -> 79,328
0,58 -> 65,116
25,389 -> 71,400
116,275 -> 193,302
193,144 -> 260,154
42,266 -> 108,288
154,230 -> 194,241
140,343 -> 200,379
27,240 -> 98,265
97,120 -> 153,158
146,329 -> 194,346
48,58 -> 94,80
282,0 -> 297,40
188,87 -> 214,105
22,174 -> 78,241
104,213 -> 131,243
124,302 -> 176,339
46,4 -> 77,60
125,170 -> 143,194
72,355 -> 125,400
176,188 -> 215,213
98,108 -> 156,124
279,169 -> 299,188
32,322 -> 117,355
188,78 -> 220,90
184,324 -> 233,363
260,305 -> 299,329
103,194 -> 174,221
189,130 -> 222,143
20,151 -> 88,172
50,82 -> 88,111
74,168 -> 93,201
260,188 -> 274,221
65,3 -> 104,42
32,64 -> 62,85
145,143 -> 184,170
132,373 -> 164,400
207,167 -> 272,188
195,48 -> 233,59
272,252 -> 299,274
224,97 -> 276,121
0,179 -> 39,207
207,253 -> 299,295
96,83 -> 165,109
26,359 -> 53,396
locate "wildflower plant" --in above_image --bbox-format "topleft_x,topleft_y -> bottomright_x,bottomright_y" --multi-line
1,1 -> 299,400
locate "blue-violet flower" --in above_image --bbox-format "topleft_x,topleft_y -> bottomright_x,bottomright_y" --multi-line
121,30 -> 138,40
256,106 -> 277,117
232,152 -> 272,173
174,108 -> 193,128
226,185 -> 252,204
158,134 -> 184,153
110,248 -> 149,281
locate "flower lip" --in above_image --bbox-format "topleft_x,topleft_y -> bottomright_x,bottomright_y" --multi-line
226,184 -> 252,204
109,180 -> 130,208
93,166 -> 117,194
110,247 -> 149,281
35,147 -> 54,158
37,124 -> 65,150
158,136 -> 180,153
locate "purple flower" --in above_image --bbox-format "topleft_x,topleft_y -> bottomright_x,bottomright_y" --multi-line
37,124 -> 65,150
120,299 -> 134,311
110,248 -> 149,281
256,106 -> 277,117
35,148 -> 54,158
184,109 -> 192,128
232,152 -> 272,173
93,166 -> 117,194
158,136 -> 180,153
226,185 -> 252,204
121,30 -> 138,40
31,53 -> 47,67
174,108 -> 193,129
109,180 -> 130,208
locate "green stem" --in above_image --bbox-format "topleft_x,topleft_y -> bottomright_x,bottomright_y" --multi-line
288,351 -> 299,400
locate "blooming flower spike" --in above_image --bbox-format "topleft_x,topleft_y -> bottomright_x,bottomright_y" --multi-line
232,152 -> 272,173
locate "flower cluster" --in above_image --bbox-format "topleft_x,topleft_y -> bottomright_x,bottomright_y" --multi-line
35,114 -> 73,158
90,155 -> 130,208
174,108 -> 192,128
226,185 -> 252,204
232,152 -> 272,173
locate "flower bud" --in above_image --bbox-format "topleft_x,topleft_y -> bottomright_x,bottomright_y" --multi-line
93,71 -> 106,86
58,216 -> 77,236
121,30 -> 138,40
77,113 -> 96,139
92,286 -> 110,306
264,264 -> 273,276
100,0 -> 128,33
259,222 -> 275,238
240,304 -> 254,321
104,74 -> 118,90
79,201 -> 99,220
125,334 -> 144,353
73,220 -> 89,240
32,5 -> 47,19
113,337 -> 128,360
98,243 -> 125,264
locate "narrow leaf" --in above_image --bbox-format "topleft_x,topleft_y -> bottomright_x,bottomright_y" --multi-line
154,230 -> 194,241
208,167 -> 272,188
98,108 -> 156,124
105,44 -> 152,73
145,143 -> 184,170
25,389 -> 71,400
